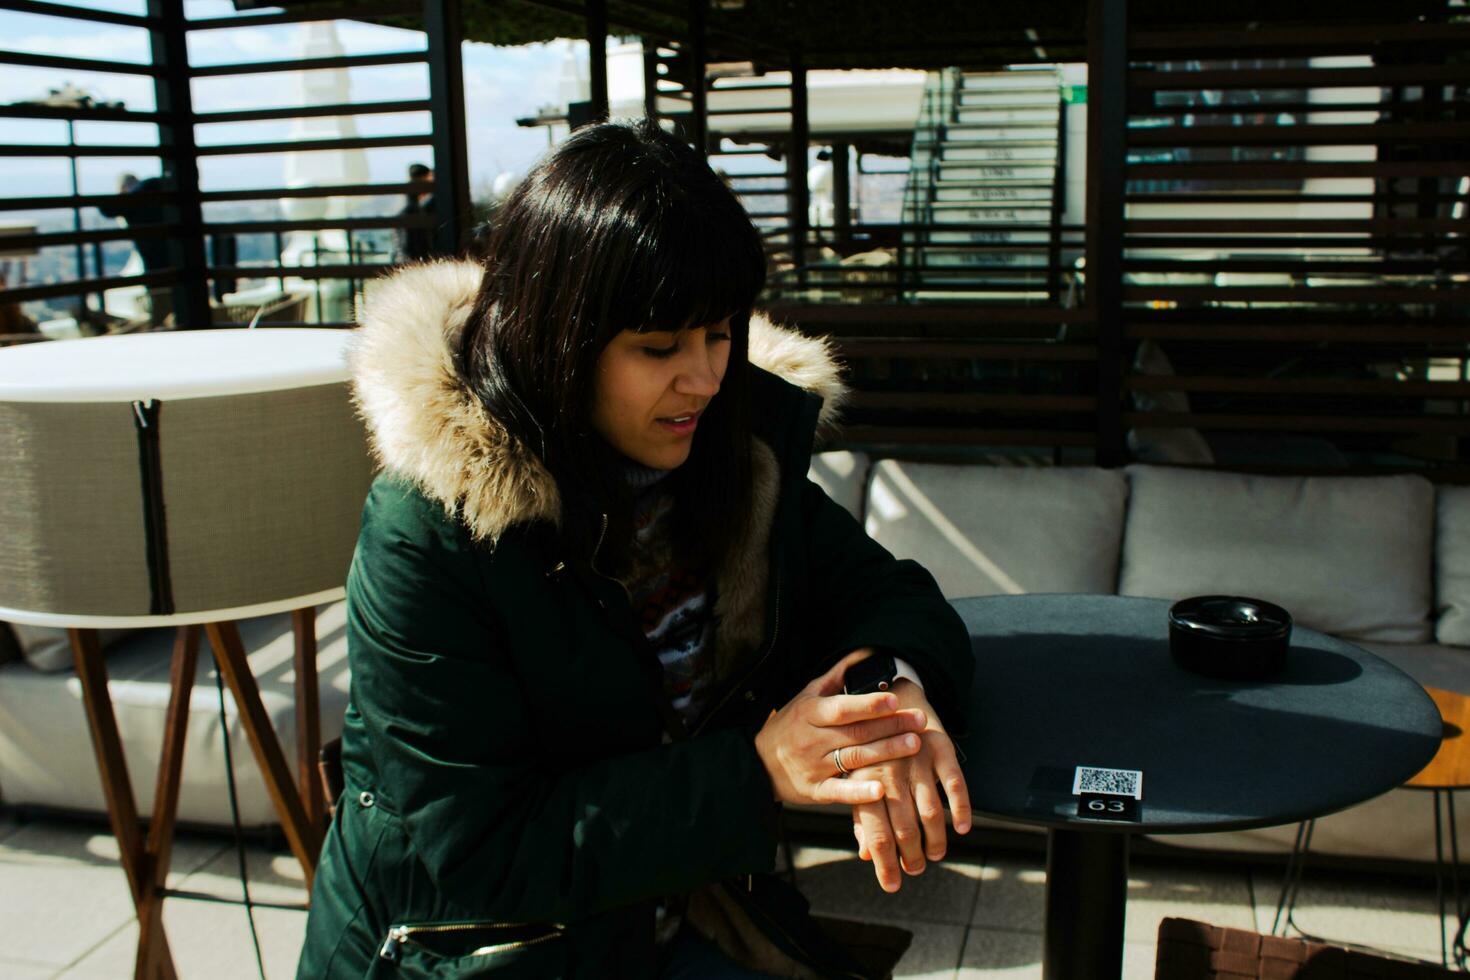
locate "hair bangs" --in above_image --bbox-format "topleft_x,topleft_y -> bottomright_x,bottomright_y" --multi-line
610,181 -> 766,338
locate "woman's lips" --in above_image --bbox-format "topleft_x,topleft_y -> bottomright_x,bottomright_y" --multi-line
655,410 -> 701,435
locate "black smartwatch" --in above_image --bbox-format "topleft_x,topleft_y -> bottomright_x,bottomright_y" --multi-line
843,651 -> 898,695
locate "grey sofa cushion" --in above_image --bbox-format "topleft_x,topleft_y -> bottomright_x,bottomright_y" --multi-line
0,602 -> 351,826
809,450 -> 869,520
1,624 -> 133,673
1436,486 -> 1470,648
1120,465 -> 1435,643
865,461 -> 1129,598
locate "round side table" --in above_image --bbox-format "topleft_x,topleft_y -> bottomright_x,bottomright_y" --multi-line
1275,685 -> 1470,968
952,594 -> 1439,980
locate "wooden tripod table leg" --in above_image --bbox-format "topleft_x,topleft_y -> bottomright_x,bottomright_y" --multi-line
205,621 -> 322,889
292,607 -> 326,842
68,627 -> 180,980
135,626 -> 199,980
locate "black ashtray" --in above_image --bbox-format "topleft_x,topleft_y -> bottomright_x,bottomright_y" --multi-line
1168,596 -> 1292,680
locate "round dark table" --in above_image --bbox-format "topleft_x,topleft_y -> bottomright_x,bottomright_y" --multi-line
954,594 -> 1442,980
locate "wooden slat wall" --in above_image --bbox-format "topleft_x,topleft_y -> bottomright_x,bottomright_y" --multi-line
764,303 -> 1101,458
1120,13 -> 1470,479
779,7 -> 1470,477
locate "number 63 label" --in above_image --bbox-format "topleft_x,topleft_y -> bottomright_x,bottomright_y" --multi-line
1077,793 -> 1140,822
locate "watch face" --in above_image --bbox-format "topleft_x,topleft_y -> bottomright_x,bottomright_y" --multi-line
843,653 -> 898,695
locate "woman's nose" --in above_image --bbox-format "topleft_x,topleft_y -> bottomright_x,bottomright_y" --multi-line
675,345 -> 722,395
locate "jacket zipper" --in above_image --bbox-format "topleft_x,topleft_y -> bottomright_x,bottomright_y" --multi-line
590,512 -> 611,580
377,922 -> 566,962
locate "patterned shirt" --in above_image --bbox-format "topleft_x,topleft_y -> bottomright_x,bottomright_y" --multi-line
616,461 -> 720,947
618,461 -> 718,727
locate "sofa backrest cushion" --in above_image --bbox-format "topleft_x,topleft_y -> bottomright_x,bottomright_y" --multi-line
1119,465 -> 1435,643
809,450 -> 869,521
0,623 -> 134,672
1435,485 -> 1470,647
865,461 -> 1129,598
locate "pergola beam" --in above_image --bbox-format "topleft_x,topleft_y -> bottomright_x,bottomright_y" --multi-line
425,0 -> 470,254
788,51 -> 809,288
1086,0 -> 1126,468
587,0 -> 609,122
686,0 -> 707,150
149,0 -> 210,330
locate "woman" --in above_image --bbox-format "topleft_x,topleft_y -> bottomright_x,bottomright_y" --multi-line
299,119 -> 973,979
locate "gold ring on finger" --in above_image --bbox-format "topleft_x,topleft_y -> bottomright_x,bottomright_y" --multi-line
833,747 -> 851,777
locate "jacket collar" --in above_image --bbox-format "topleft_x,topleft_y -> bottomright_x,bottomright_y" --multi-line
349,259 -> 848,545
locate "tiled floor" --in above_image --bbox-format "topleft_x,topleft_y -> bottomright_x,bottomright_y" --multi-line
0,811 -> 1452,978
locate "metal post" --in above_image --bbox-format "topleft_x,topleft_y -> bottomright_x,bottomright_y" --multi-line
686,0 -> 707,152
1086,0 -> 1127,466
1050,97 -> 1067,304
313,237 -> 323,321
425,0 -> 470,257
642,41 -> 661,121
789,50 -> 809,290
67,119 -> 89,319
149,0 -> 210,329
1044,829 -> 1127,980
832,141 -> 851,250
346,229 -> 358,321
587,0 -> 608,123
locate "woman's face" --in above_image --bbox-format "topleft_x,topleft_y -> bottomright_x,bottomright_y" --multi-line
590,317 -> 733,470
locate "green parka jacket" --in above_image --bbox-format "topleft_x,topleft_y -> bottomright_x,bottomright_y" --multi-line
296,260 -> 973,979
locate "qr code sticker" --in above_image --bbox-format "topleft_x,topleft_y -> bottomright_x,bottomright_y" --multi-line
1072,766 -> 1143,800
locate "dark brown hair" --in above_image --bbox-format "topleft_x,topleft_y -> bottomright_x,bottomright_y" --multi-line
456,119 -> 766,575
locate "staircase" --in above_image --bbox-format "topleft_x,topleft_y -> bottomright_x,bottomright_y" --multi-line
902,68 -> 1066,302
645,43 -> 804,278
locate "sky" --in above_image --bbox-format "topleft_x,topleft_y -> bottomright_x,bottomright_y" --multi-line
0,0 -> 583,201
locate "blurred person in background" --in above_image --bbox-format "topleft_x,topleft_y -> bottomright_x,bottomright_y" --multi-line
397,162 -> 435,262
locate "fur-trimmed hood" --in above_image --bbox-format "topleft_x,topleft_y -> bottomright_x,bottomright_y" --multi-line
349,259 -> 847,544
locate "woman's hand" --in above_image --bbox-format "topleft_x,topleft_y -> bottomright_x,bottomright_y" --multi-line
848,680 -> 971,893
754,649 -> 928,806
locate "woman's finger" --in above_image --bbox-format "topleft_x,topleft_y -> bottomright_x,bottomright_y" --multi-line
828,709 -> 926,748
809,692 -> 910,728
804,648 -> 876,697
832,732 -> 921,774
853,817 -> 869,861
934,740 -> 973,835
858,802 -> 902,892
883,775 -> 926,877
914,776 -> 947,862
810,777 -> 886,806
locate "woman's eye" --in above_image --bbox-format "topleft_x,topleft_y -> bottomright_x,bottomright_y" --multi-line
641,344 -> 678,358
708,332 -> 731,343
